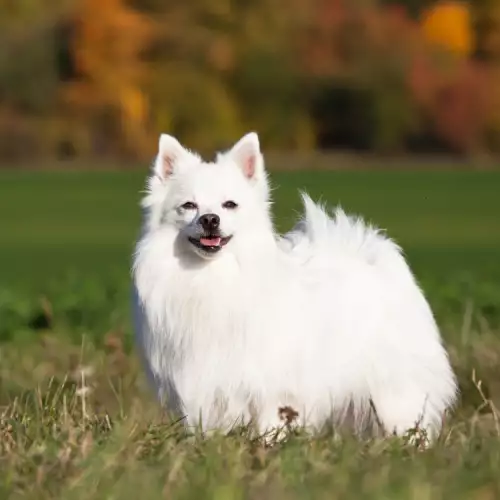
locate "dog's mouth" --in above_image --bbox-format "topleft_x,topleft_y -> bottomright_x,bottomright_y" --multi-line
188,235 -> 233,254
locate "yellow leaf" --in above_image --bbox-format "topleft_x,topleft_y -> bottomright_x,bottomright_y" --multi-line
422,1 -> 474,57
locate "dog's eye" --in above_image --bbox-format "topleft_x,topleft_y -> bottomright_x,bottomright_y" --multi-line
181,201 -> 198,210
222,200 -> 238,210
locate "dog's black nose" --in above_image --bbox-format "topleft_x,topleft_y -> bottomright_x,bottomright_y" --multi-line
199,213 -> 220,231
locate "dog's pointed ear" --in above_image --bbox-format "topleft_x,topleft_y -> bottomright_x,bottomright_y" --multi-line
228,132 -> 263,181
154,134 -> 188,180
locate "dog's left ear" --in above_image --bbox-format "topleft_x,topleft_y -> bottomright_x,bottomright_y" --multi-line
154,134 -> 189,180
228,132 -> 264,181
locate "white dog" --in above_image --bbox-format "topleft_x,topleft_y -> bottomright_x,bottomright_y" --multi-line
132,132 -> 458,444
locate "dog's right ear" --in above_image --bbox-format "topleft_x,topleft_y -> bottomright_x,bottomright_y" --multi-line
154,134 -> 188,180
227,132 -> 264,182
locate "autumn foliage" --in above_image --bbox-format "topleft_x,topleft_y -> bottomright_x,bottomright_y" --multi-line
0,0 -> 499,162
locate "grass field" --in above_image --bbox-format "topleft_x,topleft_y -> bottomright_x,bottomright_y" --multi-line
1,168 -> 500,498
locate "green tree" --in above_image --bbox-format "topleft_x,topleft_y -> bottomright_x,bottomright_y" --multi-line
0,0 -> 67,160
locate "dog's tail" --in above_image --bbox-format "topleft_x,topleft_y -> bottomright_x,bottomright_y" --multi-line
300,192 -> 392,255
282,193 -> 418,286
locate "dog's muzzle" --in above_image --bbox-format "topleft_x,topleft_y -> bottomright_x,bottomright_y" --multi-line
188,213 -> 232,254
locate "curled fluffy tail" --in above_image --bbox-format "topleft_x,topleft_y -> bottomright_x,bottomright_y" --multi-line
281,193 -> 417,285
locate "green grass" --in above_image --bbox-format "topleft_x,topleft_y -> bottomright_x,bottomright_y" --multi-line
1,167 -> 500,498
1,169 -> 499,288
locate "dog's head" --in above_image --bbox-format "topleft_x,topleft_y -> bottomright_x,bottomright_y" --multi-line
141,132 -> 272,260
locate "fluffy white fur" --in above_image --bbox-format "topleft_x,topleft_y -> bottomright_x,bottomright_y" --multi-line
132,132 -> 458,443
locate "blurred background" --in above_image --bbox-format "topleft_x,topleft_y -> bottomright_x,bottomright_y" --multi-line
1,0 -> 500,164
0,0 -> 499,302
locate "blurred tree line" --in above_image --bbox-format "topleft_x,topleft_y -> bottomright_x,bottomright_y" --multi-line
1,0 -> 500,163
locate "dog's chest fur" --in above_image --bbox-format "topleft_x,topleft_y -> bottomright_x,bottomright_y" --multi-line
135,253 -> 328,429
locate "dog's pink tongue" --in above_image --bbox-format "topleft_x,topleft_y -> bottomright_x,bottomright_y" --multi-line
200,237 -> 221,247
